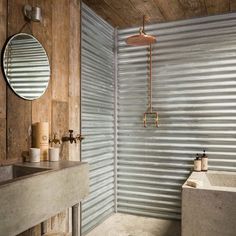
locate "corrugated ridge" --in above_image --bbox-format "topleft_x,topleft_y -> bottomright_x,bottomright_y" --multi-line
117,13 -> 236,219
81,3 -> 115,235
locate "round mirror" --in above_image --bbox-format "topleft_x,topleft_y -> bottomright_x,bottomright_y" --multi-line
3,33 -> 50,100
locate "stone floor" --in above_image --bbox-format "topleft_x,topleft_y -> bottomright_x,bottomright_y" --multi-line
86,213 -> 181,236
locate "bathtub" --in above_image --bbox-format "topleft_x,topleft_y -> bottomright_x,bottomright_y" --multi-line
182,171 -> 236,236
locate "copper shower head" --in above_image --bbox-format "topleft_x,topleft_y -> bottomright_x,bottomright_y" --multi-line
125,15 -> 156,46
126,33 -> 156,46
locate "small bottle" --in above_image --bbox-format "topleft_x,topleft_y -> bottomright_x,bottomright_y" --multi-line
201,150 -> 208,171
194,154 -> 201,172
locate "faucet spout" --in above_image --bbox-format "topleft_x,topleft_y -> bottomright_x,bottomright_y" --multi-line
62,130 -> 84,144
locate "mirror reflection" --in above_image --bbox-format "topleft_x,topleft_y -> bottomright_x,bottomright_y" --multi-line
3,33 -> 50,100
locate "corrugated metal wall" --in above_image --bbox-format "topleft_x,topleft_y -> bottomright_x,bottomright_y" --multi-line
81,4 -> 115,235
117,13 -> 236,220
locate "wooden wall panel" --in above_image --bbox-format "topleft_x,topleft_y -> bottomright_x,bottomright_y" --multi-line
50,0 -> 72,232
83,0 -> 126,27
52,100 -> 69,160
69,0 -> 81,161
31,0 -> 52,129
51,0 -> 69,102
0,0 -> 7,161
179,0 -> 207,17
84,0 -> 233,28
205,0 -> 230,14
129,0 -> 165,23
104,0 -> 146,25
7,0 -> 32,161
155,0 -> 185,21
1,0 -> 81,235
230,0 -> 236,11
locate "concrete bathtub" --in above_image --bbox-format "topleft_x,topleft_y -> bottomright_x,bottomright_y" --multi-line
182,171 -> 236,236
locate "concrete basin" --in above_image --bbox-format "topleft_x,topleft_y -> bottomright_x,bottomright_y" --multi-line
0,165 -> 49,184
0,161 -> 89,236
182,171 -> 236,236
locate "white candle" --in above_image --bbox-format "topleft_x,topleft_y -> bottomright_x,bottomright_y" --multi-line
49,147 -> 60,162
29,148 -> 40,163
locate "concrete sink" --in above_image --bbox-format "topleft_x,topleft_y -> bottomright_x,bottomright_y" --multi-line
0,165 -> 49,184
0,161 -> 89,236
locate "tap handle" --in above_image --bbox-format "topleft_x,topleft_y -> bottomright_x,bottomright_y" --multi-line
143,113 -> 147,128
49,132 -> 61,144
69,130 -> 74,137
76,134 -> 85,142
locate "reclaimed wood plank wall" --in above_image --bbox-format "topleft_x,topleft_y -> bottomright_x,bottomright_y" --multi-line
83,0 -> 236,28
0,0 -> 81,235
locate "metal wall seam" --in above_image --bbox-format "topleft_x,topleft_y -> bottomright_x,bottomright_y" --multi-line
81,3 -> 115,235
114,28 -> 118,213
117,13 -> 236,220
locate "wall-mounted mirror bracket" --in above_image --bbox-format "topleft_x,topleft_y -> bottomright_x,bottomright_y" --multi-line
23,4 -> 42,22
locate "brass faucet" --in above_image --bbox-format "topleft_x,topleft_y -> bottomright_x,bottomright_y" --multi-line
49,133 -> 61,145
62,130 -> 84,144
76,134 -> 85,142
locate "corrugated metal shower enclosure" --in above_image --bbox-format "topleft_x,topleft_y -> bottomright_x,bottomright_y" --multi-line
81,3 -> 236,234
117,13 -> 236,219
81,4 -> 115,235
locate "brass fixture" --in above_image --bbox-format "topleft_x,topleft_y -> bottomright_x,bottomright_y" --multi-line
126,15 -> 156,46
126,15 -> 158,127
49,133 -> 61,145
62,130 -> 84,144
143,44 -> 158,128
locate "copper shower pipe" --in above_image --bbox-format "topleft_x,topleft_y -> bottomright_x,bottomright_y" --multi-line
142,15 -> 145,34
149,44 -> 152,113
143,44 -> 158,128
125,15 -> 158,127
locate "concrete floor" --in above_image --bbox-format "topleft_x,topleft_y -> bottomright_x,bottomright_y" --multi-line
86,213 -> 181,236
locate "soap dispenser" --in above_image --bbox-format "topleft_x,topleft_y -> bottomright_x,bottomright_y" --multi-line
194,154 -> 201,172
201,150 -> 208,171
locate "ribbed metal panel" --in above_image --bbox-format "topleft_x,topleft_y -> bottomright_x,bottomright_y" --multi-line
117,13 -> 236,220
81,4 -> 115,235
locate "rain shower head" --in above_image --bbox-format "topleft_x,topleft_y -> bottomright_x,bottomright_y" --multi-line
126,32 -> 156,46
125,15 -> 156,46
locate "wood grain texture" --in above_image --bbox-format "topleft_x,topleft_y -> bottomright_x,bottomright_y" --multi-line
179,0 -> 207,17
230,0 -> 236,11
0,0 -> 7,120
83,0 -> 126,27
205,0 -> 230,14
104,0 -> 147,25
7,0 -> 32,161
0,0 -> 7,161
129,0 -> 165,23
156,0 -> 187,21
31,0 -> 52,128
51,100 -> 69,233
84,0 -> 234,28
0,119 -> 6,161
50,0 -> 71,233
52,100 -> 69,160
69,0 -> 81,161
51,0 -> 69,102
